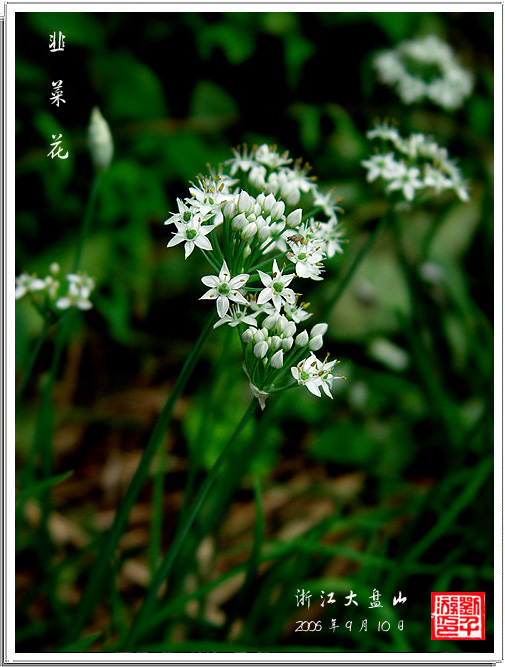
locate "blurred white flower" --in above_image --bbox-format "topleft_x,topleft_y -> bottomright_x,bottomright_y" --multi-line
374,35 -> 474,111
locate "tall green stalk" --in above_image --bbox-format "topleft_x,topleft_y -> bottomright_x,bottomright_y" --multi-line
66,314 -> 216,643
15,322 -> 50,406
73,174 -> 101,273
320,215 -> 387,321
389,210 -> 460,449
121,398 -> 258,651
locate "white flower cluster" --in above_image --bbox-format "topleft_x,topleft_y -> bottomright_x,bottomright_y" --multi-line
164,144 -> 347,402
15,263 -> 95,319
373,35 -> 474,111
362,121 -> 469,203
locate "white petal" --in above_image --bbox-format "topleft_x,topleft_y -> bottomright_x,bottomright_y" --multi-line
194,235 -> 213,251
257,287 -> 273,305
200,288 -> 217,300
282,288 -> 296,304
257,270 -> 271,288
306,381 -> 322,397
219,261 -> 231,282
216,295 -> 229,318
184,241 -> 195,259
167,234 -> 184,248
201,275 -> 220,288
229,273 -> 250,289
229,291 -> 248,305
55,297 -> 72,310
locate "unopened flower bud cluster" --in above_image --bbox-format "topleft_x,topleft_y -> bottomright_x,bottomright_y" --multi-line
164,144 -> 346,403
362,121 -> 469,203
373,35 -> 473,111
15,263 -> 96,320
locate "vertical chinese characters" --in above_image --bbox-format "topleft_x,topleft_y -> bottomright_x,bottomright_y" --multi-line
47,32 -> 68,160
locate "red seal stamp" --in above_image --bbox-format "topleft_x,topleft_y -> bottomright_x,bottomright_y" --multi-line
431,592 -> 485,640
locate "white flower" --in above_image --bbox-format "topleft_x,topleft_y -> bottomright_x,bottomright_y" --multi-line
200,261 -> 250,318
367,121 -> 401,144
291,355 -> 324,397
361,153 -> 398,183
313,189 -> 343,221
287,238 -> 325,280
164,198 -> 208,226
15,273 -> 46,299
189,175 -> 231,226
56,273 -> 95,311
214,305 -> 258,329
373,35 -> 474,111
226,145 -> 257,175
266,165 -> 315,206
386,163 -> 423,201
365,122 -> 471,205
283,302 -> 312,324
254,144 -> 292,169
291,354 -> 340,398
167,218 -> 215,259
257,259 -> 296,310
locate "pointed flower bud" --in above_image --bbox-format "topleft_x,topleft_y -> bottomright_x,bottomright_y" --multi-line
238,190 -> 253,214
309,335 -> 323,351
88,106 -> 114,172
270,349 -> 284,369
295,330 -> 309,346
254,341 -> 268,359
282,336 -> 294,351
232,213 -> 247,230
223,199 -> 238,219
269,335 -> 282,351
242,327 -> 255,343
286,208 -> 302,227
243,222 -> 257,240
310,323 -> 328,337
270,200 -> 285,221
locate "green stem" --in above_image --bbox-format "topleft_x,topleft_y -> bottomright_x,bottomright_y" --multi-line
390,212 -> 460,449
320,215 -> 387,321
148,433 -> 169,576
66,314 -> 215,643
179,326 -> 233,522
73,174 -> 101,273
122,398 -> 258,651
224,474 -> 264,639
26,314 -> 71,485
15,321 -> 50,406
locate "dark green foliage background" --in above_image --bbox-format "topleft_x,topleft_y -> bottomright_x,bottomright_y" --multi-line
15,10 -> 495,654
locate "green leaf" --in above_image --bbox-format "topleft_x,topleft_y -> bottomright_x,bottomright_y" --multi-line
16,470 -> 74,504
57,632 -> 102,652
428,193 -> 482,263
190,80 -> 238,118
289,104 -> 321,151
201,22 -> 255,64
90,51 -> 167,120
